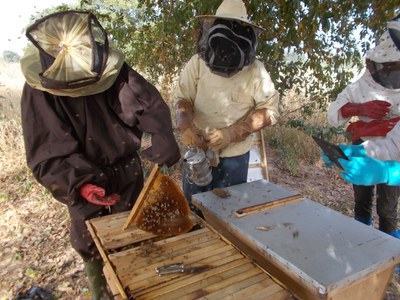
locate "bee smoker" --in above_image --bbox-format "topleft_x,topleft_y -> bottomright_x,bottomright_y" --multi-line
183,147 -> 213,186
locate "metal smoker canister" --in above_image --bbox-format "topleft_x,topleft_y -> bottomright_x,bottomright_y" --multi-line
183,147 -> 212,186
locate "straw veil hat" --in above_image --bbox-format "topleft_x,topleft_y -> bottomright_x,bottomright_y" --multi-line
20,10 -> 124,97
197,0 -> 263,31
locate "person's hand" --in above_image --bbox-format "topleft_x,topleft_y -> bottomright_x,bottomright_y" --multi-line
79,183 -> 120,206
340,101 -> 391,119
338,157 -> 389,186
321,144 -> 367,168
181,126 -> 207,149
207,128 -> 232,151
346,117 -> 400,141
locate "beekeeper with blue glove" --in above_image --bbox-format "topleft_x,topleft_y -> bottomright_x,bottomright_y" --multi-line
325,14 -> 400,237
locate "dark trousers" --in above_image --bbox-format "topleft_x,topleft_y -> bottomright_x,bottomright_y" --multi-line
353,183 -> 400,233
68,155 -> 144,261
351,139 -> 400,233
183,152 -> 249,213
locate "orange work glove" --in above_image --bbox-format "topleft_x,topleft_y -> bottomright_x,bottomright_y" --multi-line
174,100 -> 207,149
181,127 -> 207,148
346,117 -> 400,141
79,183 -> 121,206
340,101 -> 391,119
207,108 -> 271,151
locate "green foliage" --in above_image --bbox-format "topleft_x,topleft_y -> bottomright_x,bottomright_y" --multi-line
288,119 -> 350,142
2,51 -> 20,63
77,0 -> 398,106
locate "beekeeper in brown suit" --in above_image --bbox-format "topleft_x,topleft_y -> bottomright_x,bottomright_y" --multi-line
20,11 -> 180,299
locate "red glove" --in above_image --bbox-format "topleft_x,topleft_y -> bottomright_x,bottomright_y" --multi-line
341,101 -> 391,119
346,117 -> 400,141
79,183 -> 121,206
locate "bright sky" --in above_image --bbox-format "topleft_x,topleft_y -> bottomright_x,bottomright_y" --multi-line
0,0 -> 78,57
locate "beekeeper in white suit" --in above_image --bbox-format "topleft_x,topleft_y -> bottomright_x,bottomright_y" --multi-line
172,0 -> 280,214
326,14 -> 400,237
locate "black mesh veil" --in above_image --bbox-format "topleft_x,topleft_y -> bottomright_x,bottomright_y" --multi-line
197,18 -> 261,77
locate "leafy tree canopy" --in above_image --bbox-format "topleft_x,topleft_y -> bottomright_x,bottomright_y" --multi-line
46,1 -> 400,107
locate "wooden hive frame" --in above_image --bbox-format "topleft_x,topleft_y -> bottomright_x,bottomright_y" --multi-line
86,211 -> 294,299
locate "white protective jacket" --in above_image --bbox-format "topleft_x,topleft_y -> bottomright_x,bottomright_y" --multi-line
363,122 -> 400,161
173,54 -> 279,158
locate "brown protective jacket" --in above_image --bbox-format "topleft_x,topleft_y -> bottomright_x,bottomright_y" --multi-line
21,63 -> 181,207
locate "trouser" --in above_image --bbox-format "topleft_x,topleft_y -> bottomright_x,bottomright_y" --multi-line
68,155 -> 144,261
183,152 -> 249,213
353,183 -> 400,233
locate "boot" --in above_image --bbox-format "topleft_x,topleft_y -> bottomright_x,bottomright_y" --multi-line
389,229 -> 400,239
354,215 -> 372,226
83,259 -> 111,300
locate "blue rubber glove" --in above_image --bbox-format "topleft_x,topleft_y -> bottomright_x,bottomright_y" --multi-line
338,157 -> 400,186
322,144 -> 367,168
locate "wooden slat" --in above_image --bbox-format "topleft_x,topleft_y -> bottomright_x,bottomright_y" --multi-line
90,210 -> 130,228
144,263 -> 260,300
109,228 -> 215,268
217,278 -> 290,300
85,220 -> 128,299
92,212 -> 201,250
259,130 -> 269,181
235,194 -> 303,217
185,264 -> 265,300
136,259 -> 254,299
112,232 -> 222,273
123,164 -> 161,229
90,211 -> 157,249
230,284 -> 294,300
134,253 -> 247,298
126,247 -> 244,288
120,243 -> 234,287
128,253 -> 248,297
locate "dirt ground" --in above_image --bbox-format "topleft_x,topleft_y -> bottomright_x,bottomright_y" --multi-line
1,146 -> 400,299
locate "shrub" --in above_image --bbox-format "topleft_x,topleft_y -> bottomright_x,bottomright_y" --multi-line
264,125 -> 322,176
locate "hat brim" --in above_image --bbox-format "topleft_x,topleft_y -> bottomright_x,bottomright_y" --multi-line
365,31 -> 400,63
196,15 -> 264,31
21,44 -> 125,97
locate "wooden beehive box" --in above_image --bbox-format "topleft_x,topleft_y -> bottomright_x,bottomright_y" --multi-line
86,210 -> 294,299
192,179 -> 400,300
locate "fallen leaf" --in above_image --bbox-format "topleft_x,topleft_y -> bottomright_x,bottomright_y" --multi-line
256,225 -> 276,231
212,188 -> 230,198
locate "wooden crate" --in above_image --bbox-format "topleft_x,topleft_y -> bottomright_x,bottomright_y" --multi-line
192,180 -> 400,300
86,211 -> 294,299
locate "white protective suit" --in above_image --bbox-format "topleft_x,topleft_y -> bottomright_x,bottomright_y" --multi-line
327,26 -> 400,157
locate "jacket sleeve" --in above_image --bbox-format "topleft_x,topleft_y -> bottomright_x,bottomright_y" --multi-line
363,122 -> 400,161
252,60 -> 280,125
117,64 -> 181,167
20,84 -> 107,205
172,55 -> 200,107
327,87 -> 354,127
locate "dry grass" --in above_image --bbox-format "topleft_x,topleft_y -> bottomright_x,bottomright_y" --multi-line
0,61 -> 33,203
1,59 -> 399,299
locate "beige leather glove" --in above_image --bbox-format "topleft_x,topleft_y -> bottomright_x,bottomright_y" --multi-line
174,100 -> 207,149
207,108 -> 271,151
